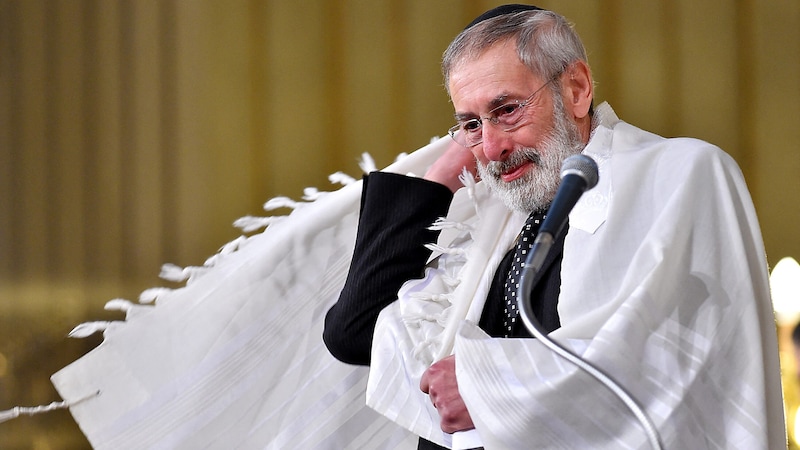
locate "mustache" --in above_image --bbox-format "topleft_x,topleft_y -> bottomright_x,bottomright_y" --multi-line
482,148 -> 541,178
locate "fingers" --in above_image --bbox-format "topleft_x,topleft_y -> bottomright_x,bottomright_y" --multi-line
420,368 -> 432,394
424,141 -> 478,193
419,356 -> 476,433
436,397 -> 474,434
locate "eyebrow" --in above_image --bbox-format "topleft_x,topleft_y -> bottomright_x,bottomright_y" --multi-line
453,93 -> 514,122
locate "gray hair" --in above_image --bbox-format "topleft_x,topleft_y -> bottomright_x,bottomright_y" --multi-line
442,10 -> 589,95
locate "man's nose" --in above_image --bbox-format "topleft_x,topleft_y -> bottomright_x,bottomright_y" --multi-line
480,122 -> 512,162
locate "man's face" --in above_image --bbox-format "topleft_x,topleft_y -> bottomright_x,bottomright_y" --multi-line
448,41 -> 584,213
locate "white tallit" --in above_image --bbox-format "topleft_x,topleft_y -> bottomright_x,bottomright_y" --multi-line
50,136 -> 455,449
367,103 -> 785,449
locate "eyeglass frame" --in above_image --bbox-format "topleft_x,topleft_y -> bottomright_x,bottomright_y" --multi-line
447,72 -> 562,148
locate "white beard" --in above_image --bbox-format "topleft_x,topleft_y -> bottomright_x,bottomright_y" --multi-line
477,93 -> 585,214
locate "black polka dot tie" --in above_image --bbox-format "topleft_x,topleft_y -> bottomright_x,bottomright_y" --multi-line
503,210 -> 546,337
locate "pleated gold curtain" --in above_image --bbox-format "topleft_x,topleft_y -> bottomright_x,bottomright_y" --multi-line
1,1 -> 798,448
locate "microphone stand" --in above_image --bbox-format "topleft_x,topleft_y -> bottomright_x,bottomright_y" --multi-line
517,231 -> 664,450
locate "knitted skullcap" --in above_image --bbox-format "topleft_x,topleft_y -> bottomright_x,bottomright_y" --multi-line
464,4 -> 544,30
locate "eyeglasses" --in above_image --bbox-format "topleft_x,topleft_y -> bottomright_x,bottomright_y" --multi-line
447,74 -> 559,148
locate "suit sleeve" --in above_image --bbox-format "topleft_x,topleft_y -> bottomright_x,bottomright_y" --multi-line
323,171 -> 453,365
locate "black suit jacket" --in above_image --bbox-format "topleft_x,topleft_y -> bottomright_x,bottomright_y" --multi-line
324,171 -> 564,362
323,172 -> 565,450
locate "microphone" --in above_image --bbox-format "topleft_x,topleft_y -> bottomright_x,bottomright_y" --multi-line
516,153 -> 664,450
524,154 -> 599,274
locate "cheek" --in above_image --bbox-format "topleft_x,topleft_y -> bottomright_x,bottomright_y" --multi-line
470,147 -> 489,166
516,123 -> 549,147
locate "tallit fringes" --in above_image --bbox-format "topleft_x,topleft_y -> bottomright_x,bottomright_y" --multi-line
105,298 -> 155,320
441,274 -> 461,289
158,263 -> 210,283
263,196 -> 302,211
359,153 -> 377,174
302,187 -> 326,201
459,169 -> 478,198
67,321 -> 117,338
397,170 -> 486,365
424,243 -> 468,257
68,299 -> 153,339
0,390 -> 100,425
411,341 -> 436,366
329,172 -> 357,186
139,287 -> 173,304
104,298 -> 136,314
411,331 -> 451,367
59,162 -> 363,337
402,312 -> 447,327
408,306 -> 454,365
233,216 -> 285,233
428,217 -> 474,232
408,292 -> 453,307
204,236 -> 250,267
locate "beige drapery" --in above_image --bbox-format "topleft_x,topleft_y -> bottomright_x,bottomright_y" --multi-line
1,1 -> 798,448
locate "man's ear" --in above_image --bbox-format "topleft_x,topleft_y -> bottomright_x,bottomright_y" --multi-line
562,60 -> 593,120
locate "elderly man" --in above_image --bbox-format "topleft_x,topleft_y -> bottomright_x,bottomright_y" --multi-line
324,4 -> 784,449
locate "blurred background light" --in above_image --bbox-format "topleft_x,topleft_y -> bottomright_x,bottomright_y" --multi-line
771,256 -> 800,326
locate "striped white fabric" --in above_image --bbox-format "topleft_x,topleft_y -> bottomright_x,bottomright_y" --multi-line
368,103 -> 785,449
51,136 -> 453,449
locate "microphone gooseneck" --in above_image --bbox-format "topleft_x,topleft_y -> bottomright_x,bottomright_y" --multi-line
524,154 -> 599,275
516,154 -> 663,450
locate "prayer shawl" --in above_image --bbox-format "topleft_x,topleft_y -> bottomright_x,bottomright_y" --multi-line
50,137 -> 454,449
368,103 -> 785,449
49,103 -> 783,449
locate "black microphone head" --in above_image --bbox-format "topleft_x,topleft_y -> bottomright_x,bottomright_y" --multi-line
560,154 -> 599,190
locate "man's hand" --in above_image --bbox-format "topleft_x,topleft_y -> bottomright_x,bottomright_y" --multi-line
419,355 -> 475,433
424,140 -> 478,193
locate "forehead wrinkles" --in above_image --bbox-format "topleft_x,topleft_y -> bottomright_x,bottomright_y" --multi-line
449,49 -> 536,119
449,40 -> 514,90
